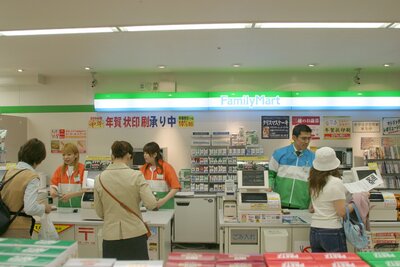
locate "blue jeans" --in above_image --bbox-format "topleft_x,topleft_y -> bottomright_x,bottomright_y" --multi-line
310,227 -> 348,252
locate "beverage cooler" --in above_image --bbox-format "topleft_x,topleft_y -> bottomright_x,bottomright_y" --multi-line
174,194 -> 217,243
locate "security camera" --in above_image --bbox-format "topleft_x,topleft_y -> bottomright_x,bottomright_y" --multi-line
91,79 -> 97,88
353,76 -> 361,85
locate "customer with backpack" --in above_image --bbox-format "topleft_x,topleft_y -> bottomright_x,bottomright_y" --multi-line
0,138 -> 52,238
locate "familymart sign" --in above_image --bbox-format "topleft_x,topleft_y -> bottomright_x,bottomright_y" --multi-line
94,91 -> 400,111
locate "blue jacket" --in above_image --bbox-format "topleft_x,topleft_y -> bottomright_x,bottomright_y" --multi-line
269,144 -> 315,209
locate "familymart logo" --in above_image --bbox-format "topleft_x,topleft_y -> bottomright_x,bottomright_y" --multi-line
220,95 -> 281,108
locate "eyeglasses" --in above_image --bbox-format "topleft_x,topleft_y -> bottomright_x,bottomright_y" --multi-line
298,136 -> 312,141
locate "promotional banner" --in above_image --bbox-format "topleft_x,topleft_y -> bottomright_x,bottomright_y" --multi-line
292,116 -> 321,140
88,115 -> 194,129
323,116 -> 351,140
382,117 -> 400,135
51,129 -> 87,153
352,121 -> 380,133
261,116 -> 290,139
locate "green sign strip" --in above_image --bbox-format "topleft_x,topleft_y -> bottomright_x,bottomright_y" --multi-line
0,105 -> 94,113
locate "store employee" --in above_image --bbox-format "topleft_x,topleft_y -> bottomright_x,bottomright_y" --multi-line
140,142 -> 181,209
269,124 -> 315,209
50,143 -> 85,208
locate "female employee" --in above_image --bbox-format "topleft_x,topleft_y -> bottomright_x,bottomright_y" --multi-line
308,147 -> 354,252
140,142 -> 181,209
94,140 -> 158,260
50,143 -> 85,208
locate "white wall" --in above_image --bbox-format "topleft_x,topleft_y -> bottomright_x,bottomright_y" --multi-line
0,71 -> 399,177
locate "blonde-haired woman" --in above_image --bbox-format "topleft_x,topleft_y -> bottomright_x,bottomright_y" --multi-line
50,143 -> 85,208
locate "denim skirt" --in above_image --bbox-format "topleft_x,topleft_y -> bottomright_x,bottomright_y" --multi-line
310,227 -> 348,252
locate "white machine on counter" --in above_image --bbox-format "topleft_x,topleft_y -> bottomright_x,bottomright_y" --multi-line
237,170 -> 282,224
369,191 -> 398,221
347,166 -> 397,222
223,179 -> 237,222
80,169 -> 102,220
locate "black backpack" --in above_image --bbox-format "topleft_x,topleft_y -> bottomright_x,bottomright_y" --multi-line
0,169 -> 27,235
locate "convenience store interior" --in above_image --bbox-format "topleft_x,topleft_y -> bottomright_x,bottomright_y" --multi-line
1,0 -> 400,264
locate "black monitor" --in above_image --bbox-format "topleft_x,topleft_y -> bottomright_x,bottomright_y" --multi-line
237,170 -> 269,189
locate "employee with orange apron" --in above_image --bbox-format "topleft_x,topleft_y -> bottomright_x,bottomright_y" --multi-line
140,142 -> 181,209
50,143 -> 85,208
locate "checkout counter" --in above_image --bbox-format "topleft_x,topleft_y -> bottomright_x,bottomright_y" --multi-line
33,191 -> 174,261
220,168 -> 400,254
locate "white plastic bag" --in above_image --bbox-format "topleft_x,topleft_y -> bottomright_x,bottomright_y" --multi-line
38,214 -> 59,240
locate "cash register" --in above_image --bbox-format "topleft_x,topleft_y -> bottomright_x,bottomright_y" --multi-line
80,169 -> 102,220
351,166 -> 397,221
237,170 -> 282,223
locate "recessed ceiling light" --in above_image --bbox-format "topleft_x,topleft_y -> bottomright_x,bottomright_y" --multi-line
383,63 -> 392,67
84,67 -> 91,70
158,65 -> 166,69
308,63 -> 317,67
232,64 -> 241,68
17,69 -> 24,72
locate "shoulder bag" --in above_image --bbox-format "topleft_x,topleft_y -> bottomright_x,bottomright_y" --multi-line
99,175 -> 151,238
343,203 -> 369,249
0,169 -> 27,235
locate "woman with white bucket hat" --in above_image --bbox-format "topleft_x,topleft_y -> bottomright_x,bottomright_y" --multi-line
308,147 -> 354,252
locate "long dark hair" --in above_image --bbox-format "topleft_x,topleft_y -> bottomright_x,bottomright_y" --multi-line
143,142 -> 163,172
308,167 -> 341,198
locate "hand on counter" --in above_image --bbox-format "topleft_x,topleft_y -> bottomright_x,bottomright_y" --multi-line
44,203 -> 53,214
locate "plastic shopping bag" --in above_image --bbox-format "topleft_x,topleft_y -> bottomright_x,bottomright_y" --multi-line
38,214 -> 59,240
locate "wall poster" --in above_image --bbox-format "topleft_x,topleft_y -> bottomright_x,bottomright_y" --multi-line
292,116 -> 321,140
261,116 -> 290,139
88,115 -> 194,129
382,117 -> 400,135
323,116 -> 351,140
352,121 -> 380,133
51,129 -> 87,153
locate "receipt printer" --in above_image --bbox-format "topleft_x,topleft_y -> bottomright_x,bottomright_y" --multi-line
369,191 -> 397,221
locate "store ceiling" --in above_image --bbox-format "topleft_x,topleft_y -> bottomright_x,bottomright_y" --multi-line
1,0 -> 400,77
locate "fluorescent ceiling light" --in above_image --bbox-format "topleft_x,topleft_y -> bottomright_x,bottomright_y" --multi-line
389,23 -> 400,28
0,27 -> 118,36
254,22 -> 391,29
119,23 -> 252,32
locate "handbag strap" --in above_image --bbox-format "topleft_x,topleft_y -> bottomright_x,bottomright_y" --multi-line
0,169 -> 28,223
0,169 -> 27,190
99,174 -> 151,235
346,203 -> 363,225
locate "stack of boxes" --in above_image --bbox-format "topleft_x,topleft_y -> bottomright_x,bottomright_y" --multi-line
358,251 -> 400,267
164,252 -> 400,267
0,238 -> 77,266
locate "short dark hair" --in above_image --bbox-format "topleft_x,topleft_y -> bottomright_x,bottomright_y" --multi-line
18,138 -> 46,166
111,141 -> 133,159
292,124 -> 312,137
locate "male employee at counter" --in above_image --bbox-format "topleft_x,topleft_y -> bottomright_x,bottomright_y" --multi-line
269,124 -> 315,209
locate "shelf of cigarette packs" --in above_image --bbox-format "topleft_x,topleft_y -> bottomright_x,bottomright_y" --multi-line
190,147 -> 210,193
365,157 -> 400,190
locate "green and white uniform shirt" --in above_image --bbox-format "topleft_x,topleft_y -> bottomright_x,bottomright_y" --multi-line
269,144 -> 315,209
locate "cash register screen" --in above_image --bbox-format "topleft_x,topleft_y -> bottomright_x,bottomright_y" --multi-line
82,170 -> 102,189
237,170 -> 269,189
351,166 -> 382,181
